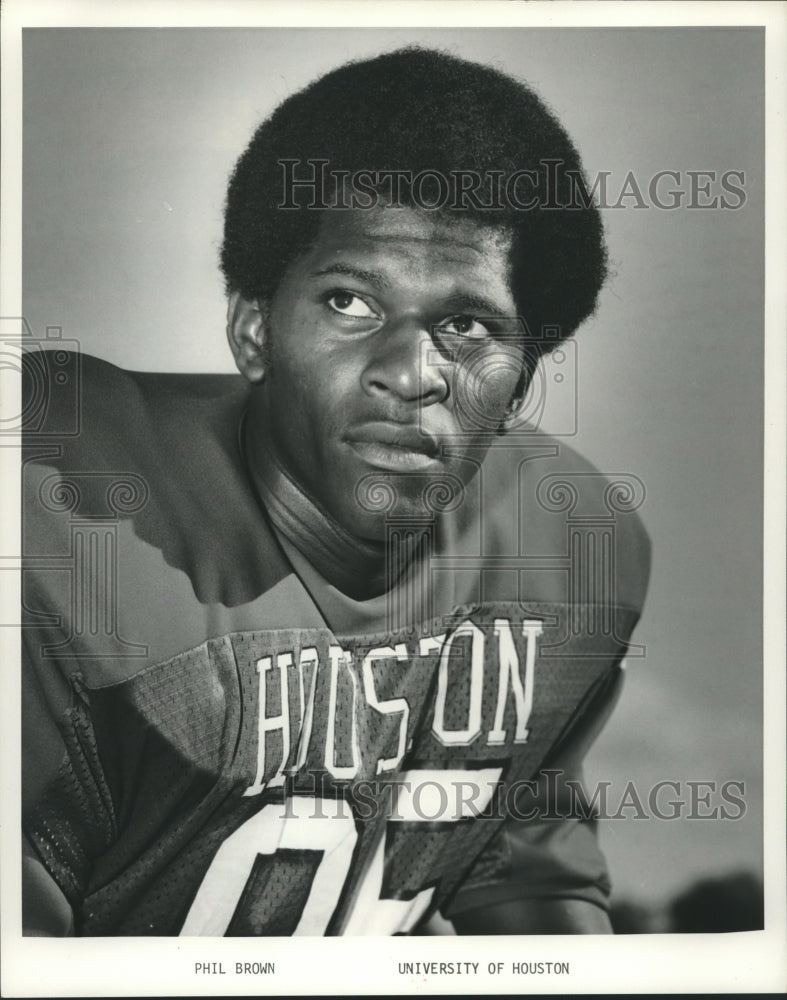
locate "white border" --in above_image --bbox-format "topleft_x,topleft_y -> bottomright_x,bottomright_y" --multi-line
1,1 -> 785,996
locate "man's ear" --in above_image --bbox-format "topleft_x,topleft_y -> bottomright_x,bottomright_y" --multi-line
226,291 -> 269,383
498,370 -> 530,434
498,398 -> 524,434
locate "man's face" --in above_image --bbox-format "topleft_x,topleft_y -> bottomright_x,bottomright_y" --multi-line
242,205 -> 525,540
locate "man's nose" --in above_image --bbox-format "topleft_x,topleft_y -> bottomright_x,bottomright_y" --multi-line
360,318 -> 449,406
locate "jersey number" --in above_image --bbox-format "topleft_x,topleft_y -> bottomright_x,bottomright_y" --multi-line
180,768 -> 500,936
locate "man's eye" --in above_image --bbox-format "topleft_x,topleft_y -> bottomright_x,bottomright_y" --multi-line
438,315 -> 490,340
326,291 -> 378,318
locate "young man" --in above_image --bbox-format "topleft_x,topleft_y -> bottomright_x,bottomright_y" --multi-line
21,48 -> 650,936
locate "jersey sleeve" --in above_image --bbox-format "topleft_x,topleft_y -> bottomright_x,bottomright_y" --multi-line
443,664 -> 625,920
22,629 -> 78,934
442,781 -> 611,919
21,625 -> 116,933
23,835 -> 75,936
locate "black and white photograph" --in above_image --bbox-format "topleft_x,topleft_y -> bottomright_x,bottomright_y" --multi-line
1,1 -> 784,995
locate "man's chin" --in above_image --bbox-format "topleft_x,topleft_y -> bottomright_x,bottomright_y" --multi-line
343,465 -> 468,537
333,504 -> 390,546
337,512 -> 431,552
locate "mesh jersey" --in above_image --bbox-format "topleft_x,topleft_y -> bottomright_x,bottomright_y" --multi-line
21,351 -> 650,936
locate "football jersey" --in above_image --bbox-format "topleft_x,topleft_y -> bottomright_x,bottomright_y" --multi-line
21,351 -> 650,936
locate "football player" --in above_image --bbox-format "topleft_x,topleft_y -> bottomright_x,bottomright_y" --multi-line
22,47 -> 650,936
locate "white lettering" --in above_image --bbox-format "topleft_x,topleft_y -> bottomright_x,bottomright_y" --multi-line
432,621 -> 484,747
325,646 -> 360,779
362,644 -> 410,774
244,654 -> 290,796
487,618 -> 542,745
292,647 -> 319,772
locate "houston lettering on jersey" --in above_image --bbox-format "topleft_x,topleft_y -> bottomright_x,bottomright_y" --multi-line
241,615 -> 544,793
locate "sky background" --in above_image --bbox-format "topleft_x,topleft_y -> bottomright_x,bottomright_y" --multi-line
23,26 -> 765,911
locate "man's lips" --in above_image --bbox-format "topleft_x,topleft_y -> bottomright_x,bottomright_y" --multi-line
344,422 -> 442,471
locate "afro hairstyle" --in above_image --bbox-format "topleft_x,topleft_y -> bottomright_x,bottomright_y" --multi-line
221,46 -> 608,354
